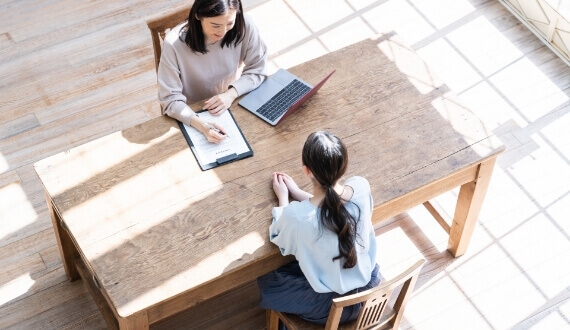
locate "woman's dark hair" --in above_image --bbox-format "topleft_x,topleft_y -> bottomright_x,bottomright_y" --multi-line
183,0 -> 245,54
302,131 -> 360,269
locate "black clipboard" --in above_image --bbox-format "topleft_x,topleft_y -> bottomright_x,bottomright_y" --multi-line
177,110 -> 253,171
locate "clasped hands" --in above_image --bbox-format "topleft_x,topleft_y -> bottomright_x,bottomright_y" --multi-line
272,172 -> 312,207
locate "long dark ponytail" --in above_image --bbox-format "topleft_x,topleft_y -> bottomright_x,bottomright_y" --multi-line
302,131 -> 360,269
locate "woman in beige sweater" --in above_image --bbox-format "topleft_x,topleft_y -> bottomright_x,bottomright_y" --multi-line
158,0 -> 268,143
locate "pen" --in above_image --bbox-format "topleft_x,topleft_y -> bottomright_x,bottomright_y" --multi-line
205,123 -> 228,137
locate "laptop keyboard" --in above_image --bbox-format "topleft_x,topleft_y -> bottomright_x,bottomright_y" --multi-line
256,79 -> 311,122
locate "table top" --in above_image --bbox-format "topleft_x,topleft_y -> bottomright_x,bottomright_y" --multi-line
34,35 -> 504,318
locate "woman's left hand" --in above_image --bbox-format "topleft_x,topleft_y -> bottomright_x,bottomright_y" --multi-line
272,172 -> 290,207
203,87 -> 239,116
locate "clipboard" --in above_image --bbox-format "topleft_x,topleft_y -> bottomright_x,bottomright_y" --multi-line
178,109 -> 253,170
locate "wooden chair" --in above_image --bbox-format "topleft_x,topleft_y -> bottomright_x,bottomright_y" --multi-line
145,4 -> 193,72
266,259 -> 425,330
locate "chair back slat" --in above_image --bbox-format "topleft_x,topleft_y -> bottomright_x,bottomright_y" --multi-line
327,259 -> 425,330
145,4 -> 193,72
271,259 -> 425,329
356,292 -> 390,330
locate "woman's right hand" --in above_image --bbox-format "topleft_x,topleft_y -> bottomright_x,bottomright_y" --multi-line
274,172 -> 312,201
202,122 -> 227,144
190,115 -> 226,144
275,172 -> 298,193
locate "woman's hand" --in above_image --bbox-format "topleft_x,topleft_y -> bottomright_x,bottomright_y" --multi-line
203,87 -> 239,116
202,122 -> 227,143
274,172 -> 312,201
272,172 -> 290,206
190,115 -> 227,144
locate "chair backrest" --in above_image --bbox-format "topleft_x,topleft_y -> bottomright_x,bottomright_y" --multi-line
326,259 -> 425,330
145,4 -> 193,72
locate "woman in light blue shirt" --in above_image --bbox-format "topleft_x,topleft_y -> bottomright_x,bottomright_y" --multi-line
257,131 -> 381,326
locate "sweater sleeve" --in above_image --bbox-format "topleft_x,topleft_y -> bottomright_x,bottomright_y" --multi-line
230,14 -> 268,96
157,30 -> 196,126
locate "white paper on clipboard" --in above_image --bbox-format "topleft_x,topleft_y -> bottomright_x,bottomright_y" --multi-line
180,110 -> 252,168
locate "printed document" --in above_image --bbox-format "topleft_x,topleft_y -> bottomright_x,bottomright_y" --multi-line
180,110 -> 251,167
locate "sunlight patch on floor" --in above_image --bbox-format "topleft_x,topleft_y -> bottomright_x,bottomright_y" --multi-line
319,17 -> 374,52
417,38 -> 482,92
0,182 -> 37,242
285,0 -> 353,32
446,16 -> 523,77
545,191 -> 570,239
0,273 -> 34,307
0,153 -> 8,174
456,81 -> 525,130
540,110 -> 570,160
363,0 -> 435,45
248,0 -> 312,57
531,305 -> 570,330
506,140 -> 570,206
489,58 -> 569,122
411,0 -> 476,30
346,0 -> 381,10
406,205 -> 450,251
405,271 -> 469,327
269,39 -> 328,71
375,226 -> 422,278
469,273 -> 547,329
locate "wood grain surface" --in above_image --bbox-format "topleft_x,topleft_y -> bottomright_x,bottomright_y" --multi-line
34,35 -> 503,322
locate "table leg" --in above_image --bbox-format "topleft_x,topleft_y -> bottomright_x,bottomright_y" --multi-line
45,189 -> 80,281
448,156 -> 498,257
118,311 -> 149,329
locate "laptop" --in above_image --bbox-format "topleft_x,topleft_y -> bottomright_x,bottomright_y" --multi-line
238,69 -> 335,126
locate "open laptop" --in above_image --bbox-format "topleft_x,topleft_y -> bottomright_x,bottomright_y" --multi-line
238,69 -> 335,126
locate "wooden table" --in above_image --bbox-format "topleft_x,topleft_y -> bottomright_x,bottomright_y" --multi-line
34,35 -> 504,329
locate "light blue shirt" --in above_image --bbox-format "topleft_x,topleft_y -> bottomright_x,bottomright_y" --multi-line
269,176 -> 377,294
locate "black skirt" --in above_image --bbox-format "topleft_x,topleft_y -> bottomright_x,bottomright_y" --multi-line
257,260 -> 382,325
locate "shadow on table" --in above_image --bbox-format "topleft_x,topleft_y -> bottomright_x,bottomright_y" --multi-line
45,34 -> 506,328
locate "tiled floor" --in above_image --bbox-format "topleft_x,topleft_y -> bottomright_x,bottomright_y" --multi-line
245,0 -> 570,328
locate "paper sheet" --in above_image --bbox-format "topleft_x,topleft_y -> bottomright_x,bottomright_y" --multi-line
181,110 -> 251,165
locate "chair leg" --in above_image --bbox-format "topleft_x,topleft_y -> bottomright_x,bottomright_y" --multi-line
266,309 -> 280,330
391,276 -> 418,329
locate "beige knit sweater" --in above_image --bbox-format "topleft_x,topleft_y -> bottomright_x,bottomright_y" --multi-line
157,14 -> 268,125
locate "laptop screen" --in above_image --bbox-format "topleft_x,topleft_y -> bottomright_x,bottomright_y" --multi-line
238,69 -> 335,126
